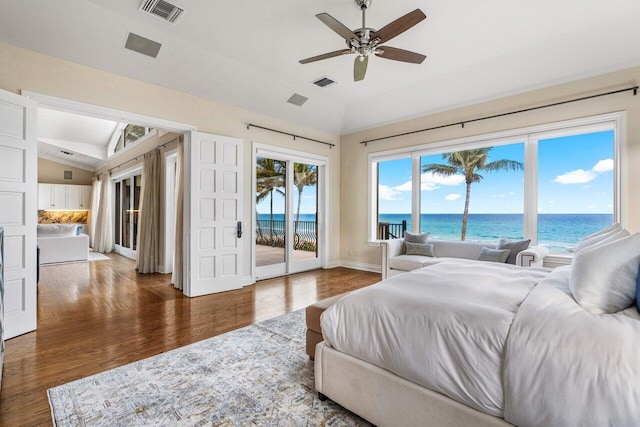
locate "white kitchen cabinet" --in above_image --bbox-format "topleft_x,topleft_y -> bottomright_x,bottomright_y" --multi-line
38,183 -> 92,210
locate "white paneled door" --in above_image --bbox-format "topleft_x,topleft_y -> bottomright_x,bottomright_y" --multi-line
184,132 -> 243,297
0,89 -> 37,339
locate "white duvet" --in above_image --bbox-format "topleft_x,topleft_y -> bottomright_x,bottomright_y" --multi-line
504,266 -> 640,427
321,259 -> 640,426
321,259 -> 549,417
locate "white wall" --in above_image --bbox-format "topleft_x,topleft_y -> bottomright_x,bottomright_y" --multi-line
340,66 -> 640,269
0,42 -> 342,278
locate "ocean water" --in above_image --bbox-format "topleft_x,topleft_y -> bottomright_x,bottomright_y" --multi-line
379,213 -> 613,254
258,213 -> 613,254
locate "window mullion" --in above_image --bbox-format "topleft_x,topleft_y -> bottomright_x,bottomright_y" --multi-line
523,137 -> 538,244
411,154 -> 421,234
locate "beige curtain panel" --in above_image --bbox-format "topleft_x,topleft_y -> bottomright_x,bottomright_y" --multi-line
93,171 -> 113,253
171,138 -> 185,290
89,177 -> 100,248
136,148 -> 162,274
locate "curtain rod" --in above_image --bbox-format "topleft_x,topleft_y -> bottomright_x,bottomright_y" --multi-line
98,137 -> 178,177
360,85 -> 639,146
247,123 -> 335,148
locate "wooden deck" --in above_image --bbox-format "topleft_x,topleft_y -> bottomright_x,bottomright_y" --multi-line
255,243 -> 317,267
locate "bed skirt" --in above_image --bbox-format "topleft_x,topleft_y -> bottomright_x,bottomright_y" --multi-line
314,342 -> 513,427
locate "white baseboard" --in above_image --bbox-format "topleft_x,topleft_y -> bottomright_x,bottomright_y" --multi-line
242,275 -> 255,286
324,260 -> 342,269
339,260 -> 381,273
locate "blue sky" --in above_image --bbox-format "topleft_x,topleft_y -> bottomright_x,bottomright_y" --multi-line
378,130 -> 614,214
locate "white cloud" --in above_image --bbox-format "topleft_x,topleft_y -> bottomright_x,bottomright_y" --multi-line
592,158 -> 614,173
508,192 -> 515,196
553,169 -> 596,184
553,158 -> 614,185
492,194 -> 506,198
378,184 -> 402,201
420,172 -> 465,191
387,172 -> 464,193
445,194 -> 461,201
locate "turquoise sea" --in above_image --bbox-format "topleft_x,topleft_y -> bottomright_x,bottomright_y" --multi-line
258,213 -> 613,254
379,213 -> 613,253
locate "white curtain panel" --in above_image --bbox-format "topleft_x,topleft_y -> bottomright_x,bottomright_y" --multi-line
93,171 -> 113,253
136,149 -> 161,273
88,177 -> 101,248
171,138 -> 184,290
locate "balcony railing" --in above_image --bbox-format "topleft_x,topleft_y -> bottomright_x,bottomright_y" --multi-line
255,219 -> 317,252
378,220 -> 407,240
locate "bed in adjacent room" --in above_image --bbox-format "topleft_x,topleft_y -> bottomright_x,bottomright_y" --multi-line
316,226 -> 640,427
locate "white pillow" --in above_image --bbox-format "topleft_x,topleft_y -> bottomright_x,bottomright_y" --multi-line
574,223 -> 622,252
37,223 -> 77,237
570,232 -> 640,314
574,225 -> 625,253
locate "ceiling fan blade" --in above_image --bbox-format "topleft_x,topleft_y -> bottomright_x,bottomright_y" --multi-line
299,49 -> 353,64
371,9 -> 426,44
376,46 -> 426,64
354,56 -> 368,82
316,13 -> 358,41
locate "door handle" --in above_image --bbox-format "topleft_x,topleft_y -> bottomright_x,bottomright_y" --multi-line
237,221 -> 243,238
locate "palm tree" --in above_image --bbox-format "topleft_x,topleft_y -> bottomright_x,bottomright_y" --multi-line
293,164 -> 318,249
422,148 -> 523,241
256,158 -> 285,244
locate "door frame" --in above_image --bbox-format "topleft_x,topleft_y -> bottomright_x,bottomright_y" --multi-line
252,142 -> 329,280
111,165 -> 143,260
21,91 -> 198,293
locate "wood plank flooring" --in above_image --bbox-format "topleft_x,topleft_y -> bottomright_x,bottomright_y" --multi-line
0,254 -> 380,426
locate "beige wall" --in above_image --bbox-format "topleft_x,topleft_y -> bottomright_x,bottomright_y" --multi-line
340,67 -> 640,269
0,42 -> 341,279
38,157 -> 94,185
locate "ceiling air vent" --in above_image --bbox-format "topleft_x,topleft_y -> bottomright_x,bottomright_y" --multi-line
312,77 -> 337,88
139,0 -> 185,24
60,150 -> 74,156
287,94 -> 309,107
125,33 -> 162,58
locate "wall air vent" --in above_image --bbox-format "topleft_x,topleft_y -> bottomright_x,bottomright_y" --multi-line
287,94 -> 309,107
312,77 -> 337,88
139,0 -> 185,24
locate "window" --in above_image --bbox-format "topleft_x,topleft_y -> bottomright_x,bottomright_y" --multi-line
376,157 -> 411,239
536,130 -> 614,253
370,113 -> 621,257
113,125 -> 155,154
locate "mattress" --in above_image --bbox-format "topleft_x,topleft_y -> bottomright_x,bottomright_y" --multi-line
321,259 -> 549,417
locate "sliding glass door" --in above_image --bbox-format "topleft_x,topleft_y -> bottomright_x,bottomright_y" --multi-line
255,151 -> 323,279
113,173 -> 142,259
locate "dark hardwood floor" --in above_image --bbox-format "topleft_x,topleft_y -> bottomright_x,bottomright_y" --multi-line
0,253 -> 380,426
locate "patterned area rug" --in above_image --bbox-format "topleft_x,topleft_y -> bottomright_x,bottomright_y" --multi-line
48,310 -> 371,426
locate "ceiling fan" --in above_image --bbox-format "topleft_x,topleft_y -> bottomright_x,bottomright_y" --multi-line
299,0 -> 427,82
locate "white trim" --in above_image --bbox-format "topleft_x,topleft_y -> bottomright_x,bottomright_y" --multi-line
252,142 -> 329,280
111,163 -> 143,181
340,260 -> 381,274
163,149 -> 178,275
21,91 -> 197,133
368,112 -> 624,161
108,128 -> 158,161
37,152 -> 98,172
368,112 -> 625,251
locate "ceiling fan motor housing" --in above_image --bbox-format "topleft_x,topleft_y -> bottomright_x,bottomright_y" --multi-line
355,0 -> 371,10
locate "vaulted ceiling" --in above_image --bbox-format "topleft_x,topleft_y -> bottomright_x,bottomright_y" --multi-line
1,0 -> 639,137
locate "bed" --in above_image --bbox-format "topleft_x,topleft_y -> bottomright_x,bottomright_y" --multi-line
317,230 -> 640,427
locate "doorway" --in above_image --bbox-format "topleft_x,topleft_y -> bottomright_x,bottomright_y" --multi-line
254,145 -> 326,279
113,169 -> 142,260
